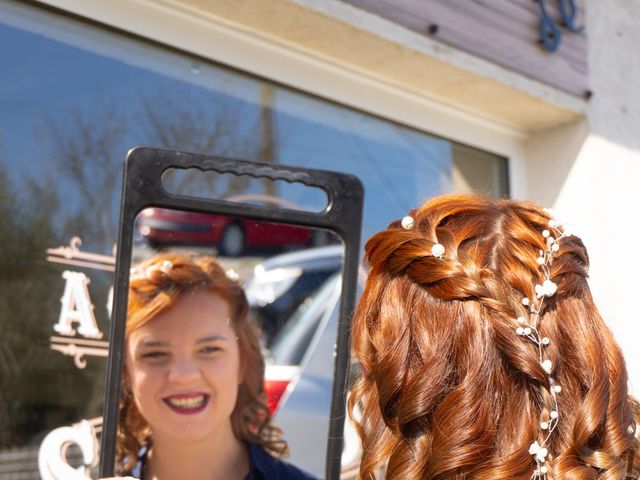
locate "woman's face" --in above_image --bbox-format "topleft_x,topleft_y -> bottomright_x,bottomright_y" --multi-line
125,289 -> 242,445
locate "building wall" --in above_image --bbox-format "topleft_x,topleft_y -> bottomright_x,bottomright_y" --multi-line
36,0 -> 640,392
526,1 -> 640,395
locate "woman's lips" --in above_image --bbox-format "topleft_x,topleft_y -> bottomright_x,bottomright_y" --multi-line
163,393 -> 209,414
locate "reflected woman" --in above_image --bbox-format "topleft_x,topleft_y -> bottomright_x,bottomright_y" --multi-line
116,252 -> 315,480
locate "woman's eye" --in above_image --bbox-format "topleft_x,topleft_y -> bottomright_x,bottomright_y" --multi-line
199,346 -> 222,354
141,351 -> 168,360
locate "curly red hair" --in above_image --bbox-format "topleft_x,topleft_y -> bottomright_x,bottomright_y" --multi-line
116,252 -> 287,473
349,194 -> 640,479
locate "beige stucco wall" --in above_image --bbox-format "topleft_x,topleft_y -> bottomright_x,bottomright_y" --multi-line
525,1 -> 640,394
154,0 -> 585,131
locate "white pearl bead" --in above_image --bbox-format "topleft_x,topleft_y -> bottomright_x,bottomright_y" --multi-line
225,269 -> 240,281
401,215 -> 414,229
524,327 -> 532,335
552,243 -> 559,252
542,337 -> 550,345
516,327 -> 525,335
542,230 -> 550,237
522,297 -> 530,306
542,280 -> 557,296
431,243 -> 445,258
541,466 -> 548,474
160,260 -> 173,272
550,410 -> 558,419
553,385 -> 562,393
542,359 -> 552,373
537,447 -> 548,461
540,421 -> 549,430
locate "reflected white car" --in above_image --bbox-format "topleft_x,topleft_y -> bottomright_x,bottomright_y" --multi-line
245,247 -> 361,478
245,245 -> 343,345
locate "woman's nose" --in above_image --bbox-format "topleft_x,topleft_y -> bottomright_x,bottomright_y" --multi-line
167,357 -> 200,383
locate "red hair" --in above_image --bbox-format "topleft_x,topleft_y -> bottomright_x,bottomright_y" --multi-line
117,252 -> 286,473
349,194 -> 640,479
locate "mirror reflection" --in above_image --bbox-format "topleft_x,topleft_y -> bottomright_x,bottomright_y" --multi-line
118,207 -> 345,478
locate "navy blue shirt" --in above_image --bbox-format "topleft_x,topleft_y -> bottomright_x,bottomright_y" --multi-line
245,443 -> 317,480
128,443 -> 317,480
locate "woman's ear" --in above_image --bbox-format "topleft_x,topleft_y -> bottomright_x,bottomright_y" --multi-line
238,347 -> 245,386
122,339 -> 135,386
121,355 -> 132,396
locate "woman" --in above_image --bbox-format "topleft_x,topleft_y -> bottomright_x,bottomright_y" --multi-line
116,252 -> 315,479
349,194 -> 640,479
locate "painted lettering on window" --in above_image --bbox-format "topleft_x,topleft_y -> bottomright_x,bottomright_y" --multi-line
46,237 -> 114,369
54,271 -> 102,338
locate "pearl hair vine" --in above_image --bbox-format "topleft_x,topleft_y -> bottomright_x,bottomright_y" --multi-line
130,260 -> 174,280
130,259 -> 241,284
520,212 -> 571,479
225,268 -> 240,282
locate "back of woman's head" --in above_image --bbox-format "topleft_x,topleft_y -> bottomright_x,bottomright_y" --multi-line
117,252 -> 287,473
350,194 -> 640,479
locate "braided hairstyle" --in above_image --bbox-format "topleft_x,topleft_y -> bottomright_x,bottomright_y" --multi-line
349,194 -> 640,479
116,252 -> 287,474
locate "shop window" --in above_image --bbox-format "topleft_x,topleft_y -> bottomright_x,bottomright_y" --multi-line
0,1 -> 508,478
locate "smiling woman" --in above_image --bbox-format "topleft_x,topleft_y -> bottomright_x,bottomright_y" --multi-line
116,252 -> 315,479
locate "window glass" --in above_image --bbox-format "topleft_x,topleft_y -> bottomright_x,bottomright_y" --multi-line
0,1 -> 508,478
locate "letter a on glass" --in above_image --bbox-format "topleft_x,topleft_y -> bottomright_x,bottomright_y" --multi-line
53,271 -> 103,339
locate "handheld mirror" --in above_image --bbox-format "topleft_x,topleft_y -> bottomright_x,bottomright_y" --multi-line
100,147 -> 364,479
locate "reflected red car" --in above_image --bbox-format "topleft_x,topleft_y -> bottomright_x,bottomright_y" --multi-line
135,207 -> 318,256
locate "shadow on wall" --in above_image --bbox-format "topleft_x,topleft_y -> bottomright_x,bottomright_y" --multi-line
524,117 -> 588,207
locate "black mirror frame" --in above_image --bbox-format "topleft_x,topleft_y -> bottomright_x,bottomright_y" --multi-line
100,146 -> 364,479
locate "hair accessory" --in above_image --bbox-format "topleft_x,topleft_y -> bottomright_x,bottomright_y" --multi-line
431,243 -> 445,258
159,260 -> 173,274
401,215 -> 415,229
517,216 -> 571,479
130,259 -> 174,280
226,269 -> 240,282
400,215 -> 415,230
